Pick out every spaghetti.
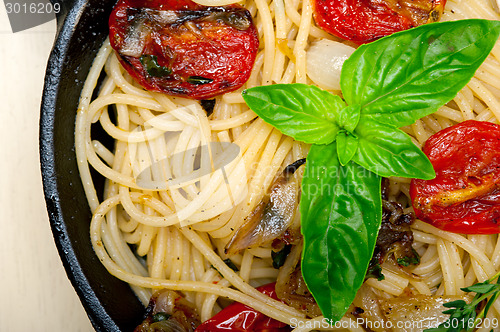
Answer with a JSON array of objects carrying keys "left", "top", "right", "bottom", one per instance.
[{"left": 75, "top": 0, "right": 500, "bottom": 330}]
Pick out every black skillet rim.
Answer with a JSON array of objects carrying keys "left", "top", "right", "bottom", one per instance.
[{"left": 40, "top": 0, "right": 144, "bottom": 330}]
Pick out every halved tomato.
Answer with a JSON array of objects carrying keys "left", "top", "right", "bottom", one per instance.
[
  {"left": 312, "top": 0, "right": 446, "bottom": 44},
  {"left": 109, "top": 0, "right": 259, "bottom": 99},
  {"left": 410, "top": 120, "right": 500, "bottom": 234}
]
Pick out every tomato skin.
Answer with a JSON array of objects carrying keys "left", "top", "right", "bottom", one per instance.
[
  {"left": 312, "top": 0, "right": 446, "bottom": 44},
  {"left": 109, "top": 0, "right": 259, "bottom": 99},
  {"left": 410, "top": 120, "right": 500, "bottom": 234},
  {"left": 195, "top": 283, "right": 291, "bottom": 332}
]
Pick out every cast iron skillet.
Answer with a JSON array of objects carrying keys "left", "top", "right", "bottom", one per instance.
[{"left": 40, "top": 0, "right": 144, "bottom": 330}]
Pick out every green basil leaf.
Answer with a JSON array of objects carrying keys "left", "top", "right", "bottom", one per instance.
[
  {"left": 242, "top": 84, "right": 344, "bottom": 144},
  {"left": 300, "top": 143, "right": 381, "bottom": 321},
  {"left": 353, "top": 116, "right": 435, "bottom": 179},
  {"left": 341, "top": 19, "right": 500, "bottom": 127},
  {"left": 337, "top": 104, "right": 361, "bottom": 133},
  {"left": 336, "top": 131, "right": 358, "bottom": 166}
]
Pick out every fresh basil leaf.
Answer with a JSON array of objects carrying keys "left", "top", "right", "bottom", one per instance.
[
  {"left": 341, "top": 19, "right": 500, "bottom": 127},
  {"left": 300, "top": 143, "right": 381, "bottom": 321},
  {"left": 242, "top": 84, "right": 344, "bottom": 144},
  {"left": 336, "top": 131, "right": 358, "bottom": 166},
  {"left": 337, "top": 104, "right": 361, "bottom": 133},
  {"left": 353, "top": 116, "right": 435, "bottom": 180}
]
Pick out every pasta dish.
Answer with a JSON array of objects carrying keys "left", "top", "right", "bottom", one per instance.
[{"left": 75, "top": 0, "right": 500, "bottom": 330}]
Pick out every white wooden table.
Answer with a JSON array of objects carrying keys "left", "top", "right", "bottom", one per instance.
[{"left": 0, "top": 10, "right": 94, "bottom": 332}]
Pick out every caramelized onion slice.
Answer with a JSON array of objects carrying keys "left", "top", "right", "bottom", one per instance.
[
  {"left": 225, "top": 159, "right": 306, "bottom": 256},
  {"left": 134, "top": 289, "right": 200, "bottom": 332},
  {"left": 379, "top": 295, "right": 470, "bottom": 332},
  {"left": 349, "top": 284, "right": 387, "bottom": 332},
  {"left": 275, "top": 242, "right": 321, "bottom": 318}
]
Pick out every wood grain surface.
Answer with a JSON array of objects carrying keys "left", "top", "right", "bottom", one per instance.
[{"left": 0, "top": 9, "right": 94, "bottom": 332}]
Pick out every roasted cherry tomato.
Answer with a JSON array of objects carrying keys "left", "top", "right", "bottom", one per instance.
[
  {"left": 109, "top": 0, "right": 259, "bottom": 99},
  {"left": 312, "top": 0, "right": 446, "bottom": 44},
  {"left": 410, "top": 120, "right": 500, "bottom": 234},
  {"left": 195, "top": 283, "right": 291, "bottom": 331}
]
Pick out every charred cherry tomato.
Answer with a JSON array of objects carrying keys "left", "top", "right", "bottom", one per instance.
[
  {"left": 109, "top": 0, "right": 259, "bottom": 99},
  {"left": 312, "top": 0, "right": 446, "bottom": 44},
  {"left": 195, "top": 283, "right": 291, "bottom": 331},
  {"left": 410, "top": 120, "right": 500, "bottom": 234}
]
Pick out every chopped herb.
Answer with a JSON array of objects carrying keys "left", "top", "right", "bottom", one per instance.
[
  {"left": 365, "top": 260, "right": 385, "bottom": 281},
  {"left": 211, "top": 258, "right": 239, "bottom": 275},
  {"left": 397, "top": 250, "right": 420, "bottom": 267},
  {"left": 152, "top": 312, "right": 171, "bottom": 322},
  {"left": 187, "top": 76, "right": 214, "bottom": 85},
  {"left": 271, "top": 245, "right": 292, "bottom": 269},
  {"left": 140, "top": 54, "right": 172, "bottom": 77},
  {"left": 223, "top": 258, "right": 239, "bottom": 271},
  {"left": 397, "top": 257, "right": 410, "bottom": 267}
]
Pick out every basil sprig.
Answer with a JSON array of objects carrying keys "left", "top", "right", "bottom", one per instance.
[{"left": 242, "top": 19, "right": 500, "bottom": 322}]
